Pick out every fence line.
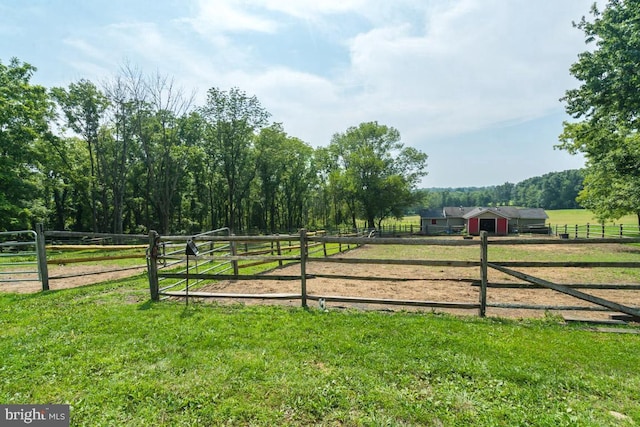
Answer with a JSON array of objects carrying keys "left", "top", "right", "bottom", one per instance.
[
  {"left": 552, "top": 223, "right": 640, "bottom": 239},
  {"left": 5, "top": 225, "right": 640, "bottom": 320},
  {"left": 0, "top": 229, "right": 44, "bottom": 289},
  {"left": 147, "top": 230, "right": 640, "bottom": 320}
]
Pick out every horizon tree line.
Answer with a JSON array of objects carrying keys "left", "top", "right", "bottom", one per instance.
[{"left": 1, "top": 58, "right": 430, "bottom": 234}]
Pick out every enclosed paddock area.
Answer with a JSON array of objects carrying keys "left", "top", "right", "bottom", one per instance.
[{"left": 147, "top": 230, "right": 640, "bottom": 322}]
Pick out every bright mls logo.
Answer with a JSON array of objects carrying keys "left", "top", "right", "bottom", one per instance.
[{"left": 1, "top": 405, "right": 69, "bottom": 426}]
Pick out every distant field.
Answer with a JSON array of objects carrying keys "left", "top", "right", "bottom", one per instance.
[
  {"left": 546, "top": 210, "right": 638, "bottom": 226},
  {"left": 381, "top": 210, "right": 638, "bottom": 228}
]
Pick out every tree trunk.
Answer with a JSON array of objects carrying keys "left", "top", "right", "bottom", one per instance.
[{"left": 367, "top": 217, "right": 375, "bottom": 230}]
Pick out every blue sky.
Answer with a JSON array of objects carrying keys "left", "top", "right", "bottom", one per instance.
[{"left": 1, "top": 0, "right": 594, "bottom": 187}]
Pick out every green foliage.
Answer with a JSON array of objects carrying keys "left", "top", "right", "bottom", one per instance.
[
  {"left": 199, "top": 87, "right": 271, "bottom": 233},
  {"left": 0, "top": 58, "right": 55, "bottom": 230},
  {"left": 324, "top": 121, "right": 428, "bottom": 229},
  {"left": 254, "top": 124, "right": 316, "bottom": 233},
  {"left": 3, "top": 54, "right": 599, "bottom": 235},
  {"left": 425, "top": 170, "right": 584, "bottom": 209},
  {"left": 0, "top": 278, "right": 639, "bottom": 425},
  {"left": 559, "top": 0, "right": 640, "bottom": 225}
]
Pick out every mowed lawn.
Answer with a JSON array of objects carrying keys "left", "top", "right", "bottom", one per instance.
[
  {"left": 1, "top": 273, "right": 639, "bottom": 426},
  {"left": 546, "top": 210, "right": 638, "bottom": 226}
]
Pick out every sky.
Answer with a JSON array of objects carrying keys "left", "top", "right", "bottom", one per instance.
[{"left": 0, "top": 0, "right": 597, "bottom": 188}]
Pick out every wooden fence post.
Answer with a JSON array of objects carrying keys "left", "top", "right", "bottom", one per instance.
[
  {"left": 479, "top": 231, "right": 488, "bottom": 317},
  {"left": 148, "top": 230, "right": 159, "bottom": 301},
  {"left": 276, "top": 239, "right": 283, "bottom": 267},
  {"left": 231, "top": 235, "right": 239, "bottom": 276},
  {"left": 300, "top": 228, "right": 308, "bottom": 308},
  {"left": 35, "top": 223, "right": 49, "bottom": 291}
]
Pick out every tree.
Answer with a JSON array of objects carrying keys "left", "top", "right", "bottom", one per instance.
[
  {"left": 255, "top": 124, "right": 316, "bottom": 232},
  {"left": 279, "top": 136, "right": 315, "bottom": 231},
  {"left": 558, "top": 0, "right": 640, "bottom": 224},
  {"left": 200, "top": 87, "right": 270, "bottom": 232},
  {"left": 255, "top": 123, "right": 288, "bottom": 232},
  {"left": 132, "top": 72, "right": 195, "bottom": 234},
  {"left": 327, "top": 122, "right": 428, "bottom": 229},
  {"left": 51, "top": 79, "right": 109, "bottom": 232},
  {"left": 37, "top": 136, "right": 92, "bottom": 230},
  {"left": 0, "top": 58, "right": 54, "bottom": 230}
]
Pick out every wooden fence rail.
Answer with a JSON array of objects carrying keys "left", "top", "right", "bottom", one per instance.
[
  {"left": 147, "top": 230, "right": 640, "bottom": 319},
  {"left": 8, "top": 226, "right": 638, "bottom": 321},
  {"left": 552, "top": 223, "right": 640, "bottom": 239}
]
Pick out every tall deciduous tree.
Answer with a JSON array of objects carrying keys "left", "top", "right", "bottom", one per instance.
[
  {"left": 200, "top": 87, "right": 270, "bottom": 232},
  {"left": 327, "top": 122, "right": 428, "bottom": 229},
  {"left": 559, "top": 0, "right": 640, "bottom": 224},
  {"left": 133, "top": 72, "right": 195, "bottom": 234},
  {"left": 51, "top": 79, "right": 109, "bottom": 232},
  {"left": 0, "top": 58, "right": 54, "bottom": 230},
  {"left": 255, "top": 123, "right": 288, "bottom": 233}
]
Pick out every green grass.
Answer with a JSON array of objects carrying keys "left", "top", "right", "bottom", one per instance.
[
  {"left": 1, "top": 276, "right": 639, "bottom": 426},
  {"left": 546, "top": 209, "right": 638, "bottom": 226}
]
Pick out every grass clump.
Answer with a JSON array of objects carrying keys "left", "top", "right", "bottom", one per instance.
[{"left": 1, "top": 277, "right": 639, "bottom": 426}]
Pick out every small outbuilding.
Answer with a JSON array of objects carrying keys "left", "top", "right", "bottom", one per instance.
[
  {"left": 420, "top": 206, "right": 549, "bottom": 236},
  {"left": 463, "top": 207, "right": 510, "bottom": 236}
]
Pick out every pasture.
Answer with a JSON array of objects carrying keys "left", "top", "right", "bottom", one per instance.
[
  {"left": 380, "top": 209, "right": 639, "bottom": 229},
  {"left": 546, "top": 210, "right": 638, "bottom": 226},
  {"left": 188, "top": 237, "right": 640, "bottom": 321},
  {"left": 1, "top": 275, "right": 639, "bottom": 426}
]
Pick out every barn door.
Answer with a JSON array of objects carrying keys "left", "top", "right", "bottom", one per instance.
[
  {"left": 468, "top": 218, "right": 479, "bottom": 235},
  {"left": 497, "top": 218, "right": 508, "bottom": 235}
]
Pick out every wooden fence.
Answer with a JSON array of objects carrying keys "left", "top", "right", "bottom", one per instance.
[
  {"left": 0, "top": 227, "right": 149, "bottom": 291},
  {"left": 552, "top": 223, "right": 640, "bottom": 239},
  {"left": 147, "top": 230, "right": 640, "bottom": 320}
]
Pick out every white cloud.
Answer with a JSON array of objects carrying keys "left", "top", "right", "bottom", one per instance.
[
  {"left": 37, "top": 0, "right": 592, "bottom": 184},
  {"left": 183, "top": 0, "right": 278, "bottom": 40},
  {"left": 259, "top": 0, "right": 368, "bottom": 20},
  {"left": 338, "top": 0, "right": 589, "bottom": 140}
]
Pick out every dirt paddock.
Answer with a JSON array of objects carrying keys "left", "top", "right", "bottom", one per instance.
[
  {"left": 195, "top": 245, "right": 640, "bottom": 322},
  {"left": 2, "top": 244, "right": 639, "bottom": 322},
  {"left": 0, "top": 264, "right": 147, "bottom": 293}
]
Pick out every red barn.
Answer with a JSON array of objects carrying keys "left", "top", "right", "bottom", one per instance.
[
  {"left": 419, "top": 207, "right": 548, "bottom": 235},
  {"left": 463, "top": 207, "right": 510, "bottom": 236}
]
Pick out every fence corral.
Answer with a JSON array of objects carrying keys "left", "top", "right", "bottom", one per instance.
[
  {"left": 3, "top": 225, "right": 639, "bottom": 323},
  {"left": 44, "top": 231, "right": 149, "bottom": 287},
  {"left": 148, "top": 229, "right": 361, "bottom": 304},
  {"left": 147, "top": 231, "right": 640, "bottom": 322},
  {"left": 0, "top": 227, "right": 47, "bottom": 290},
  {"left": 553, "top": 223, "right": 640, "bottom": 239},
  {"left": 0, "top": 228, "right": 148, "bottom": 292}
]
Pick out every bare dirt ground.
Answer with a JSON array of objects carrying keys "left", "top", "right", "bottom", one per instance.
[
  {"left": 195, "top": 245, "right": 640, "bottom": 322},
  {"left": 0, "top": 264, "right": 147, "bottom": 293},
  {"left": 2, "top": 244, "right": 639, "bottom": 322}
]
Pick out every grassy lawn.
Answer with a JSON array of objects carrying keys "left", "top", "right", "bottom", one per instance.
[
  {"left": 546, "top": 210, "right": 637, "bottom": 227},
  {"left": 1, "top": 275, "right": 639, "bottom": 426}
]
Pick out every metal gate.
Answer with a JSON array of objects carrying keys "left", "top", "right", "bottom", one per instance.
[{"left": 0, "top": 229, "right": 47, "bottom": 291}]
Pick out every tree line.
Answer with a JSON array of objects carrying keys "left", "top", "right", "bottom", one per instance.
[
  {"left": 421, "top": 169, "right": 584, "bottom": 210},
  {"left": 1, "top": 59, "right": 428, "bottom": 234},
  {"left": 7, "top": 0, "right": 638, "bottom": 235}
]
